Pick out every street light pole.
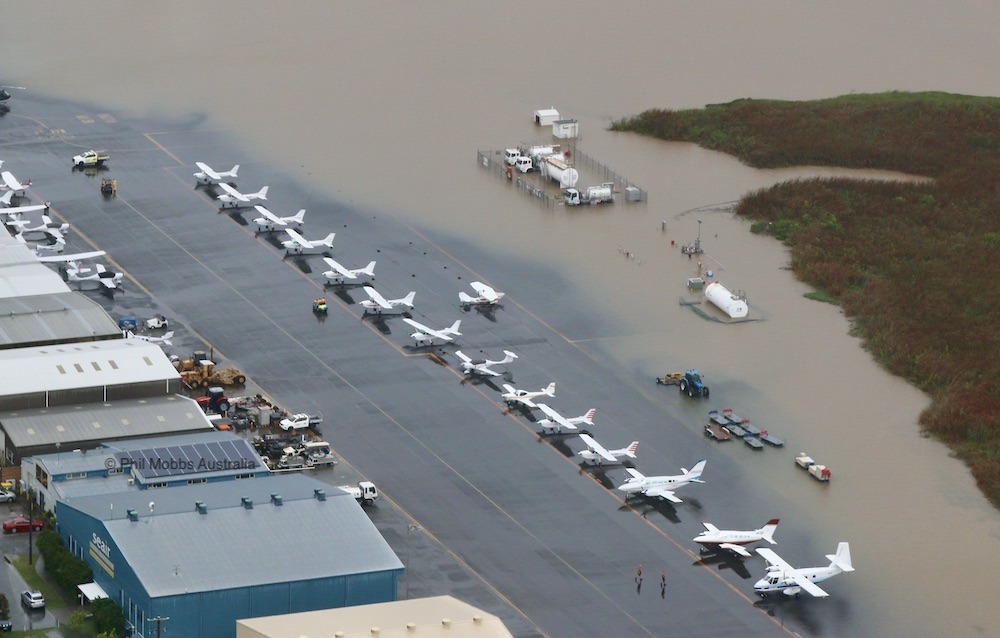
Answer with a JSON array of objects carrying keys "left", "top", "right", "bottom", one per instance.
[
  {"left": 405, "top": 523, "right": 422, "bottom": 599},
  {"left": 149, "top": 615, "right": 169, "bottom": 638}
]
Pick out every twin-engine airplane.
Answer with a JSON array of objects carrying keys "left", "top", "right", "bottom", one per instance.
[
  {"left": 194, "top": 162, "right": 240, "bottom": 185},
  {"left": 617, "top": 460, "right": 707, "bottom": 503},
  {"left": 455, "top": 349, "right": 517, "bottom": 377},
  {"left": 281, "top": 229, "right": 336, "bottom": 255},
  {"left": 252, "top": 205, "right": 305, "bottom": 232},
  {"left": 459, "top": 281, "right": 505, "bottom": 307},
  {"left": 217, "top": 182, "right": 268, "bottom": 209},
  {"left": 754, "top": 543, "right": 854, "bottom": 598},
  {"left": 577, "top": 433, "right": 638, "bottom": 466},
  {"left": 67, "top": 262, "right": 124, "bottom": 290},
  {"left": 694, "top": 519, "right": 780, "bottom": 557},
  {"left": 360, "top": 286, "right": 415, "bottom": 315},
  {"left": 124, "top": 330, "right": 174, "bottom": 346},
  {"left": 322, "top": 257, "right": 376, "bottom": 285},
  {"left": 402, "top": 317, "right": 462, "bottom": 346},
  {"left": 8, "top": 215, "right": 70, "bottom": 241},
  {"left": 501, "top": 382, "right": 555, "bottom": 409},
  {"left": 535, "top": 403, "right": 596, "bottom": 434}
]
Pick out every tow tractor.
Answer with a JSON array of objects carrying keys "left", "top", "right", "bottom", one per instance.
[{"left": 312, "top": 297, "right": 328, "bottom": 314}]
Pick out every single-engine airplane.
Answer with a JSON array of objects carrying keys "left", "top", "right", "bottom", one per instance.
[
  {"left": 194, "top": 162, "right": 240, "bottom": 185},
  {"left": 9, "top": 215, "right": 69, "bottom": 241},
  {"left": 617, "top": 460, "right": 707, "bottom": 503},
  {"left": 754, "top": 543, "right": 854, "bottom": 598},
  {"left": 455, "top": 349, "right": 518, "bottom": 377},
  {"left": 0, "top": 168, "right": 30, "bottom": 199},
  {"left": 459, "top": 281, "right": 505, "bottom": 306},
  {"left": 500, "top": 382, "right": 555, "bottom": 409},
  {"left": 281, "top": 228, "right": 336, "bottom": 255},
  {"left": 577, "top": 433, "right": 638, "bottom": 466},
  {"left": 124, "top": 330, "right": 174, "bottom": 346},
  {"left": 67, "top": 262, "right": 124, "bottom": 290},
  {"left": 535, "top": 403, "right": 595, "bottom": 434},
  {"left": 217, "top": 182, "right": 268, "bottom": 209},
  {"left": 694, "top": 519, "right": 780, "bottom": 557},
  {"left": 402, "top": 317, "right": 462, "bottom": 345},
  {"left": 359, "top": 286, "right": 415, "bottom": 315},
  {"left": 252, "top": 205, "right": 305, "bottom": 232},
  {"left": 322, "top": 257, "right": 376, "bottom": 285}
]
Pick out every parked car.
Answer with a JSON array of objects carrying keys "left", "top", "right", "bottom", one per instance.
[
  {"left": 20, "top": 590, "right": 44, "bottom": 609},
  {"left": 3, "top": 517, "right": 43, "bottom": 533},
  {"left": 0, "top": 490, "right": 14, "bottom": 503}
]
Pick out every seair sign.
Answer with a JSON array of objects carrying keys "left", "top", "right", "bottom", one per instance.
[{"left": 89, "top": 532, "right": 115, "bottom": 578}]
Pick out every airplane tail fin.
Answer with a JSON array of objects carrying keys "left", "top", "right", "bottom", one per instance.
[
  {"left": 623, "top": 441, "right": 639, "bottom": 458},
  {"left": 161, "top": 331, "right": 175, "bottom": 341},
  {"left": 290, "top": 209, "right": 306, "bottom": 224},
  {"left": 399, "top": 292, "right": 416, "bottom": 307},
  {"left": 500, "top": 350, "right": 518, "bottom": 364},
  {"left": 253, "top": 186, "right": 269, "bottom": 200},
  {"left": 227, "top": 164, "right": 240, "bottom": 177},
  {"left": 578, "top": 408, "right": 596, "bottom": 426},
  {"left": 446, "top": 320, "right": 462, "bottom": 336},
  {"left": 543, "top": 382, "right": 556, "bottom": 397},
  {"left": 759, "top": 519, "right": 780, "bottom": 544},
  {"left": 321, "top": 233, "right": 336, "bottom": 248},
  {"left": 826, "top": 542, "right": 854, "bottom": 573},
  {"left": 459, "top": 291, "right": 475, "bottom": 304},
  {"left": 359, "top": 261, "right": 377, "bottom": 277},
  {"left": 0, "top": 191, "right": 13, "bottom": 206},
  {"left": 685, "top": 460, "right": 707, "bottom": 482}
]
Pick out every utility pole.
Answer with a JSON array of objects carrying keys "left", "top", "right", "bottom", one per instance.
[
  {"left": 149, "top": 615, "right": 169, "bottom": 637},
  {"left": 27, "top": 494, "right": 33, "bottom": 565},
  {"left": 405, "top": 523, "right": 422, "bottom": 599}
]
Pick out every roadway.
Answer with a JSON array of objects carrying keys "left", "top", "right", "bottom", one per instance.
[{"left": 0, "top": 94, "right": 850, "bottom": 637}]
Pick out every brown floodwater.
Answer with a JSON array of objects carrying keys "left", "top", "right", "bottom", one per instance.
[{"left": 4, "top": 2, "right": 999, "bottom": 635}]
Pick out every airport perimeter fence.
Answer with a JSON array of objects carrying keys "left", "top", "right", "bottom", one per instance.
[
  {"left": 477, "top": 150, "right": 558, "bottom": 209},
  {"left": 569, "top": 148, "right": 648, "bottom": 202}
]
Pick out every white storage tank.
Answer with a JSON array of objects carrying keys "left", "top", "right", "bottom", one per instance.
[{"left": 704, "top": 282, "right": 749, "bottom": 319}]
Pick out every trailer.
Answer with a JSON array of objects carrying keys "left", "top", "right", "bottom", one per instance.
[
  {"left": 743, "top": 436, "right": 764, "bottom": 450},
  {"left": 759, "top": 432, "right": 785, "bottom": 447},
  {"left": 795, "top": 453, "right": 831, "bottom": 481},
  {"left": 540, "top": 156, "right": 579, "bottom": 188},
  {"left": 704, "top": 424, "right": 733, "bottom": 441}
]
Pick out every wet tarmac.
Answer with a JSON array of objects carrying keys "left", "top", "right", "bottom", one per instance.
[{"left": 0, "top": 93, "right": 867, "bottom": 637}]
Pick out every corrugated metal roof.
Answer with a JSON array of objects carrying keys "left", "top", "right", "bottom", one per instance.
[
  {"left": 0, "top": 291, "right": 121, "bottom": 347},
  {"left": 237, "top": 596, "right": 515, "bottom": 638},
  {"left": 0, "top": 395, "right": 213, "bottom": 448},
  {"left": 0, "top": 339, "right": 179, "bottom": 396},
  {"left": 61, "top": 475, "right": 402, "bottom": 597},
  {"left": 0, "top": 235, "right": 70, "bottom": 297}
]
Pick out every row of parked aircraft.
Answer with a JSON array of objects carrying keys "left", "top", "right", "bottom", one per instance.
[{"left": 195, "top": 161, "right": 854, "bottom": 599}]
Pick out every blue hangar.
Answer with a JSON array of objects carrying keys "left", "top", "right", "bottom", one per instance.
[{"left": 55, "top": 474, "right": 403, "bottom": 638}]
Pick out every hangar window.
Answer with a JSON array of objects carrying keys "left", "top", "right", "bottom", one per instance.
[
  {"left": 91, "top": 362, "right": 101, "bottom": 371},
  {"left": 108, "top": 360, "right": 119, "bottom": 370},
  {"left": 56, "top": 365, "right": 67, "bottom": 375},
  {"left": 74, "top": 363, "right": 84, "bottom": 373}
]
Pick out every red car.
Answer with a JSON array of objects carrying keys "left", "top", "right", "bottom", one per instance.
[{"left": 3, "top": 517, "right": 43, "bottom": 534}]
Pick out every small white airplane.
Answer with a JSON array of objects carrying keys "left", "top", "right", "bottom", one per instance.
[
  {"left": 194, "top": 162, "right": 240, "bottom": 185},
  {"left": 37, "top": 250, "right": 107, "bottom": 264},
  {"left": 535, "top": 403, "right": 596, "bottom": 434},
  {"left": 9, "top": 215, "right": 70, "bottom": 241},
  {"left": 322, "top": 257, "right": 376, "bottom": 285},
  {"left": 455, "top": 349, "right": 518, "bottom": 377},
  {"left": 754, "top": 543, "right": 854, "bottom": 598},
  {"left": 694, "top": 519, "right": 780, "bottom": 558},
  {"left": 402, "top": 317, "right": 462, "bottom": 346},
  {"left": 124, "top": 330, "right": 174, "bottom": 346},
  {"left": 252, "top": 205, "right": 305, "bottom": 232},
  {"left": 616, "top": 460, "right": 707, "bottom": 503},
  {"left": 67, "top": 262, "right": 124, "bottom": 290},
  {"left": 0, "top": 169, "right": 30, "bottom": 198},
  {"left": 359, "top": 286, "right": 415, "bottom": 314},
  {"left": 459, "top": 281, "right": 505, "bottom": 307},
  {"left": 577, "top": 433, "right": 638, "bottom": 466},
  {"left": 13, "top": 232, "right": 65, "bottom": 255},
  {"left": 281, "top": 228, "right": 336, "bottom": 255},
  {"left": 500, "top": 382, "right": 555, "bottom": 409},
  {"left": 217, "top": 182, "right": 268, "bottom": 209}
]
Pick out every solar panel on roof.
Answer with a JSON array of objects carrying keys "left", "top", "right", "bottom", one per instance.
[{"left": 123, "top": 439, "right": 263, "bottom": 480}]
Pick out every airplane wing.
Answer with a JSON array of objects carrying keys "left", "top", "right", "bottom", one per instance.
[
  {"left": 537, "top": 403, "right": 577, "bottom": 431},
  {"left": 218, "top": 182, "right": 248, "bottom": 201},
  {"left": 519, "top": 396, "right": 537, "bottom": 408},
  {"left": 623, "top": 467, "right": 645, "bottom": 481},
  {"left": 454, "top": 350, "right": 473, "bottom": 365},
  {"left": 471, "top": 281, "right": 501, "bottom": 302},
  {"left": 718, "top": 543, "right": 753, "bottom": 558},
  {"left": 756, "top": 548, "right": 830, "bottom": 597},
  {"left": 254, "top": 205, "right": 284, "bottom": 225},
  {"left": 363, "top": 286, "right": 391, "bottom": 309},
  {"left": 196, "top": 162, "right": 222, "bottom": 180},
  {"left": 644, "top": 487, "right": 683, "bottom": 503},
  {"left": 701, "top": 522, "right": 720, "bottom": 534},
  {"left": 1, "top": 172, "right": 22, "bottom": 191},
  {"left": 37, "top": 250, "right": 107, "bottom": 263},
  {"left": 322, "top": 257, "right": 353, "bottom": 278},
  {"left": 578, "top": 433, "right": 617, "bottom": 463},
  {"left": 284, "top": 228, "right": 312, "bottom": 248},
  {"left": 402, "top": 317, "right": 432, "bottom": 334},
  {"left": 0, "top": 204, "right": 47, "bottom": 216}
]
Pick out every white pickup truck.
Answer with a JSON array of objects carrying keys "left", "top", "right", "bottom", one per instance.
[
  {"left": 278, "top": 413, "right": 322, "bottom": 431},
  {"left": 72, "top": 149, "right": 110, "bottom": 168}
]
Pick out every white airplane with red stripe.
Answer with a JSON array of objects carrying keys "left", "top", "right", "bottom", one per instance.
[
  {"left": 536, "top": 403, "right": 595, "bottom": 434},
  {"left": 577, "top": 433, "right": 637, "bottom": 465},
  {"left": 694, "top": 519, "right": 779, "bottom": 557}
]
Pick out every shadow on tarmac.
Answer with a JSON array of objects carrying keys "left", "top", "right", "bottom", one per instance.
[
  {"left": 462, "top": 304, "right": 501, "bottom": 323},
  {"left": 694, "top": 551, "right": 754, "bottom": 580}
]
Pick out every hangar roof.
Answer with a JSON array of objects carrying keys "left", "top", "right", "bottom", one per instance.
[
  {"left": 0, "top": 339, "right": 178, "bottom": 396},
  {"left": 0, "top": 395, "right": 213, "bottom": 449},
  {"left": 61, "top": 474, "right": 403, "bottom": 597},
  {"left": 0, "top": 291, "right": 121, "bottom": 348}
]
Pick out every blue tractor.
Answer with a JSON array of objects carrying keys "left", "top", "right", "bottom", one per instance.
[{"left": 679, "top": 370, "right": 709, "bottom": 398}]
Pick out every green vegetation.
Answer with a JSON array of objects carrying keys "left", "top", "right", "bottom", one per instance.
[
  {"left": 803, "top": 290, "right": 837, "bottom": 304},
  {"left": 35, "top": 529, "right": 92, "bottom": 599},
  {"left": 13, "top": 555, "right": 66, "bottom": 610},
  {"left": 614, "top": 92, "right": 1000, "bottom": 507}
]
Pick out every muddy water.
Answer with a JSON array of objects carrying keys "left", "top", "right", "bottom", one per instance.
[{"left": 4, "top": 2, "right": 1000, "bottom": 635}]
